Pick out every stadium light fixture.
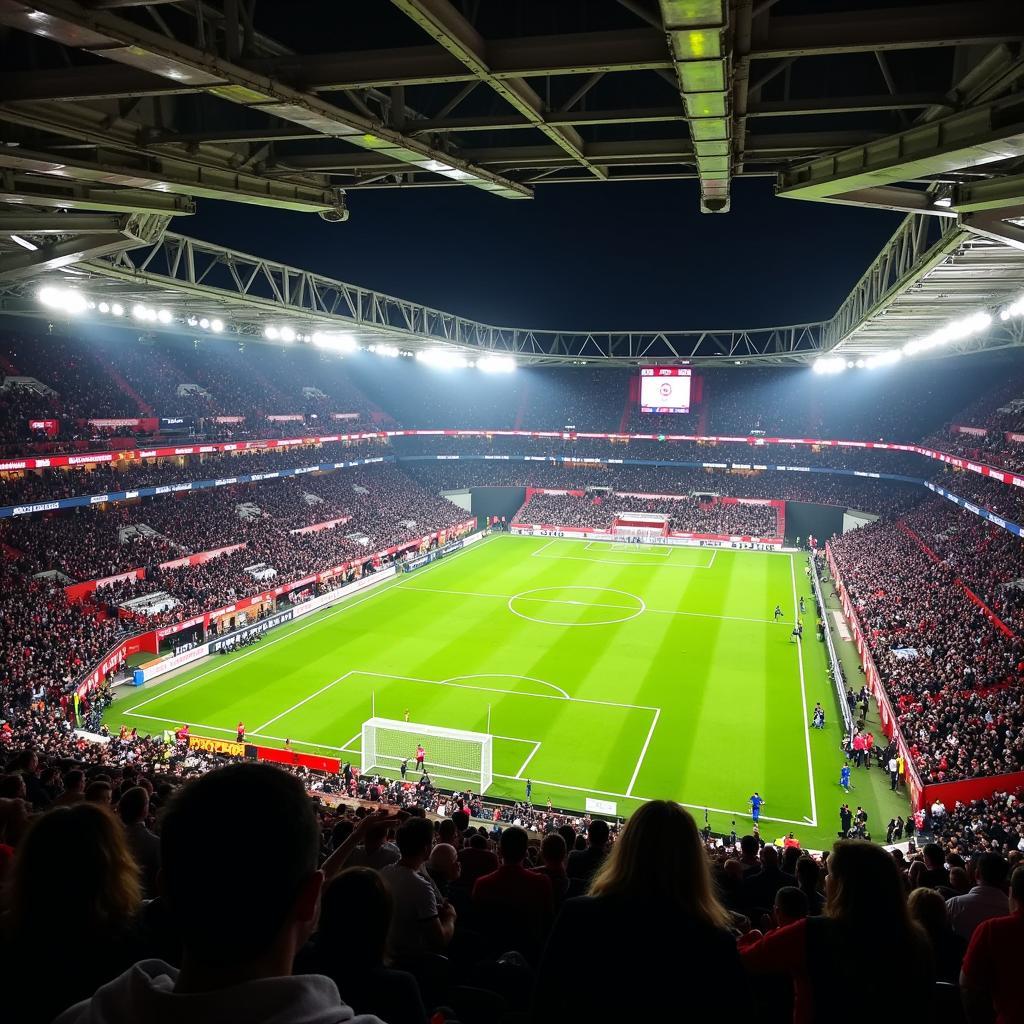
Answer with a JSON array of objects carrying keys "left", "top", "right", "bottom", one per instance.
[
  {"left": 157, "top": 309, "right": 172, "bottom": 324},
  {"left": 279, "top": 326, "right": 296, "bottom": 343},
  {"left": 210, "top": 318, "right": 224, "bottom": 333},
  {"left": 111, "top": 303, "right": 124, "bottom": 317},
  {"left": 37, "top": 285, "right": 87, "bottom": 315},
  {"left": 312, "top": 331, "right": 358, "bottom": 353},
  {"left": 416, "top": 348, "right": 469, "bottom": 370},
  {"left": 264, "top": 326, "right": 280, "bottom": 340},
  {"left": 368, "top": 343, "right": 400, "bottom": 358},
  {"left": 811, "top": 356, "right": 846, "bottom": 375},
  {"left": 478, "top": 355, "right": 516, "bottom": 374},
  {"left": 98, "top": 302, "right": 110, "bottom": 314},
  {"left": 11, "top": 234, "right": 38, "bottom": 251}
]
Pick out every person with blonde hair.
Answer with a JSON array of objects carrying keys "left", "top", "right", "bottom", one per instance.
[
  {"left": 533, "top": 800, "right": 748, "bottom": 1020},
  {"left": 0, "top": 803, "right": 143, "bottom": 1024},
  {"left": 741, "top": 839, "right": 933, "bottom": 1022}
]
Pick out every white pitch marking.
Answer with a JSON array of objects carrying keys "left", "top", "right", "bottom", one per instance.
[
  {"left": 443, "top": 673, "right": 571, "bottom": 700},
  {"left": 251, "top": 670, "right": 355, "bottom": 734},
  {"left": 118, "top": 534, "right": 502, "bottom": 716},
  {"left": 790, "top": 554, "right": 818, "bottom": 828},
  {"left": 626, "top": 707, "right": 660, "bottom": 796},
  {"left": 508, "top": 586, "right": 647, "bottom": 627},
  {"left": 514, "top": 741, "right": 542, "bottom": 779},
  {"left": 403, "top": 582, "right": 782, "bottom": 626}
]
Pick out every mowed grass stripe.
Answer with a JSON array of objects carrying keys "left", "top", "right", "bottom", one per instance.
[{"left": 108, "top": 536, "right": 839, "bottom": 838}]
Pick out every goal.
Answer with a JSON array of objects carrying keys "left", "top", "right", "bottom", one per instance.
[{"left": 360, "top": 717, "right": 494, "bottom": 793}]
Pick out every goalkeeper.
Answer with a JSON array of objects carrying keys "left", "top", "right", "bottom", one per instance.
[{"left": 415, "top": 743, "right": 426, "bottom": 771}]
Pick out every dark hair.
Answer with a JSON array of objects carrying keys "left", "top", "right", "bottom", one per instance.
[
  {"left": 469, "top": 832, "right": 487, "bottom": 850},
  {"left": 160, "top": 763, "right": 319, "bottom": 967},
  {"left": 451, "top": 809, "right": 469, "bottom": 832},
  {"left": 774, "top": 886, "right": 809, "bottom": 921},
  {"left": 117, "top": 786, "right": 148, "bottom": 824},
  {"left": 317, "top": 868, "right": 392, "bottom": 961},
  {"left": 922, "top": 843, "right": 944, "bottom": 866},
  {"left": 5, "top": 804, "right": 140, "bottom": 940},
  {"left": 740, "top": 834, "right": 758, "bottom": 857},
  {"left": 541, "top": 832, "right": 567, "bottom": 864},
  {"left": 85, "top": 780, "right": 112, "bottom": 803},
  {"left": 395, "top": 815, "right": 434, "bottom": 858},
  {"left": 1011, "top": 865, "right": 1024, "bottom": 904},
  {"left": 500, "top": 826, "right": 529, "bottom": 863},
  {"left": 796, "top": 856, "right": 821, "bottom": 893},
  {"left": 588, "top": 819, "right": 610, "bottom": 845},
  {"left": 64, "top": 769, "right": 85, "bottom": 791},
  {"left": 0, "top": 776, "right": 24, "bottom": 799},
  {"left": 975, "top": 853, "right": 1007, "bottom": 887}
]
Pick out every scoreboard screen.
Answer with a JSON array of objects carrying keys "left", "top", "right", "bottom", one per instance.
[{"left": 639, "top": 367, "right": 692, "bottom": 414}]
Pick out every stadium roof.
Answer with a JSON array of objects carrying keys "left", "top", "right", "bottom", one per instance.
[{"left": 0, "top": 0, "right": 1023, "bottom": 365}]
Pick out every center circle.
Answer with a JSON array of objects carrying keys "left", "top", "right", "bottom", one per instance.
[{"left": 507, "top": 586, "right": 646, "bottom": 627}]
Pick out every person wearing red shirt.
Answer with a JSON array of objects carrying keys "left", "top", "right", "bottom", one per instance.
[
  {"left": 236, "top": 721, "right": 245, "bottom": 742},
  {"left": 473, "top": 826, "right": 553, "bottom": 964},
  {"left": 740, "top": 841, "right": 932, "bottom": 1023},
  {"left": 960, "top": 866, "right": 1024, "bottom": 1024}
]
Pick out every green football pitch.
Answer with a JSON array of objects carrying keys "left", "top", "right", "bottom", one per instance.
[{"left": 106, "top": 533, "right": 877, "bottom": 849}]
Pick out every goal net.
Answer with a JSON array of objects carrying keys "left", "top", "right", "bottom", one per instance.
[
  {"left": 360, "top": 717, "right": 494, "bottom": 793},
  {"left": 612, "top": 514, "right": 669, "bottom": 542}
]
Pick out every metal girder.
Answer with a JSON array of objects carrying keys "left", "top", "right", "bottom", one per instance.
[
  {"left": 952, "top": 173, "right": 1024, "bottom": 213},
  {"left": 245, "top": 28, "right": 673, "bottom": 91},
  {"left": 0, "top": 175, "right": 196, "bottom": 215},
  {"left": 389, "top": 0, "right": 606, "bottom": 181},
  {"left": 231, "top": 7, "right": 1024, "bottom": 89},
  {"left": 750, "top": 2, "right": 1024, "bottom": 59},
  {"left": 0, "top": 146, "right": 342, "bottom": 214},
  {"left": 0, "top": 230, "right": 826, "bottom": 365},
  {"left": 0, "top": 65, "right": 199, "bottom": 102},
  {"left": 777, "top": 96, "right": 1024, "bottom": 206},
  {"left": 0, "top": 0, "right": 531, "bottom": 200},
  {"left": 961, "top": 210, "right": 1024, "bottom": 251},
  {"left": 0, "top": 210, "right": 170, "bottom": 282}
]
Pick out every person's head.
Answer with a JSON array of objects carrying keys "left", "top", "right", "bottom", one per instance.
[
  {"left": 317, "top": 868, "right": 392, "bottom": 962},
  {"left": 0, "top": 775, "right": 26, "bottom": 801},
  {"left": 558, "top": 823, "right": 576, "bottom": 852},
  {"left": 451, "top": 809, "right": 469, "bottom": 835},
  {"left": 63, "top": 769, "right": 85, "bottom": 795},
  {"left": 589, "top": 800, "right": 730, "bottom": 929},
  {"left": 795, "top": 856, "right": 821, "bottom": 892},
  {"left": 774, "top": 886, "right": 809, "bottom": 927},
  {"left": 6, "top": 804, "right": 140, "bottom": 939},
  {"left": 1006, "top": 865, "right": 1024, "bottom": 913},
  {"left": 395, "top": 815, "right": 434, "bottom": 866},
  {"left": 826, "top": 840, "right": 915, "bottom": 934},
  {"left": 975, "top": 853, "right": 1008, "bottom": 888},
  {"left": 330, "top": 819, "right": 354, "bottom": 850},
  {"left": 499, "top": 826, "right": 529, "bottom": 865},
  {"left": 117, "top": 786, "right": 149, "bottom": 825},
  {"left": 437, "top": 818, "right": 457, "bottom": 846},
  {"left": 907, "top": 887, "right": 949, "bottom": 938},
  {"left": 739, "top": 834, "right": 759, "bottom": 861},
  {"left": 922, "top": 843, "right": 944, "bottom": 869},
  {"left": 759, "top": 844, "right": 779, "bottom": 869},
  {"left": 160, "top": 763, "right": 321, "bottom": 972},
  {"left": 469, "top": 832, "right": 487, "bottom": 850},
  {"left": 948, "top": 866, "right": 970, "bottom": 894},
  {"left": 428, "top": 843, "right": 460, "bottom": 882},
  {"left": 587, "top": 818, "right": 610, "bottom": 850},
  {"left": 85, "top": 780, "right": 112, "bottom": 805},
  {"left": 541, "top": 832, "right": 567, "bottom": 868}
]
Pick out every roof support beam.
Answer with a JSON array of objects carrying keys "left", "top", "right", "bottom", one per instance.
[
  {"left": 390, "top": 0, "right": 606, "bottom": 180},
  {"left": 0, "top": 0, "right": 530, "bottom": 200},
  {"left": 777, "top": 97, "right": 1024, "bottom": 206}
]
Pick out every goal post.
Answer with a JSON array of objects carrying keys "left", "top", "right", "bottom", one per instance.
[{"left": 360, "top": 717, "right": 494, "bottom": 793}]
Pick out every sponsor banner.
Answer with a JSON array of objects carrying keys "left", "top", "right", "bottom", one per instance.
[
  {"left": 87, "top": 418, "right": 143, "bottom": 428},
  {"left": 140, "top": 642, "right": 207, "bottom": 681},
  {"left": 267, "top": 414, "right": 304, "bottom": 422},
  {"left": 65, "top": 567, "right": 144, "bottom": 604},
  {"left": 75, "top": 631, "right": 159, "bottom": 698},
  {"left": 189, "top": 734, "right": 245, "bottom": 757},
  {"left": 28, "top": 418, "right": 59, "bottom": 436},
  {"left": 159, "top": 416, "right": 193, "bottom": 430},
  {"left": 1006, "top": 432, "right": 1024, "bottom": 444},
  {"left": 213, "top": 416, "right": 246, "bottom": 424},
  {"left": 209, "top": 609, "right": 294, "bottom": 653},
  {"left": 951, "top": 424, "right": 988, "bottom": 436},
  {"left": 0, "top": 455, "right": 397, "bottom": 518},
  {"left": 256, "top": 744, "right": 340, "bottom": 775},
  {"left": 332, "top": 413, "right": 360, "bottom": 420},
  {"left": 403, "top": 538, "right": 465, "bottom": 572},
  {"left": 510, "top": 524, "right": 782, "bottom": 549}
]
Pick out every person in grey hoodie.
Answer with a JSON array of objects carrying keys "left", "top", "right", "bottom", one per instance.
[{"left": 55, "top": 763, "right": 383, "bottom": 1024}]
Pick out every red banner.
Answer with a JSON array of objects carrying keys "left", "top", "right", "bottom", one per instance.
[
  {"left": 75, "top": 631, "right": 159, "bottom": 698},
  {"left": 28, "top": 419, "right": 59, "bottom": 436},
  {"left": 256, "top": 744, "right": 340, "bottom": 774},
  {"left": 213, "top": 416, "right": 245, "bottom": 424},
  {"left": 158, "top": 542, "right": 247, "bottom": 571},
  {"left": 65, "top": 567, "right": 144, "bottom": 603}
]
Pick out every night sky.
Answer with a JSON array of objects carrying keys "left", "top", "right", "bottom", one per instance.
[{"left": 184, "top": 178, "right": 904, "bottom": 331}]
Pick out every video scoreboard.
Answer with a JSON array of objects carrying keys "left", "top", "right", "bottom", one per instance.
[{"left": 639, "top": 367, "right": 692, "bottom": 414}]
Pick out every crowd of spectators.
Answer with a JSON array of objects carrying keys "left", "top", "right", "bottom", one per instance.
[
  {"left": 830, "top": 513, "right": 1024, "bottom": 784},
  {"left": 1, "top": 741, "right": 1022, "bottom": 1023},
  {"left": 514, "top": 492, "right": 780, "bottom": 536}
]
